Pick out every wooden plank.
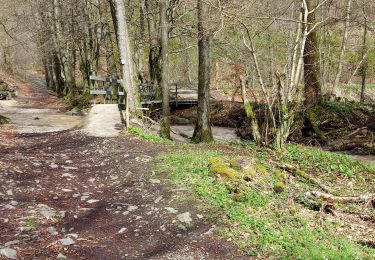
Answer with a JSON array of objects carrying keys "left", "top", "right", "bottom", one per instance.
[
  {"left": 90, "top": 89, "right": 125, "bottom": 96},
  {"left": 169, "top": 82, "right": 197, "bottom": 87},
  {"left": 90, "top": 90, "right": 107, "bottom": 95},
  {"left": 173, "top": 90, "right": 198, "bottom": 94},
  {"left": 89, "top": 75, "right": 121, "bottom": 84}
]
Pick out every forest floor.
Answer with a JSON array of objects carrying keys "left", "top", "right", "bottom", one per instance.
[
  {"left": 0, "top": 76, "right": 374, "bottom": 259},
  {"left": 0, "top": 76, "right": 241, "bottom": 259}
]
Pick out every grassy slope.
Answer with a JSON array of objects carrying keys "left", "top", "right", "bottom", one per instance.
[{"left": 130, "top": 128, "right": 375, "bottom": 259}]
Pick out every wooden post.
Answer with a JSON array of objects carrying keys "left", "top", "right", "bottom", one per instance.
[
  {"left": 175, "top": 84, "right": 178, "bottom": 107},
  {"left": 125, "top": 92, "right": 130, "bottom": 129}
]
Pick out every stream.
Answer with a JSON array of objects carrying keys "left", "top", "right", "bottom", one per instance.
[{"left": 171, "top": 124, "right": 375, "bottom": 165}]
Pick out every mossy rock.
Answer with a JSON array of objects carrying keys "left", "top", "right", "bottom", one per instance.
[
  {"left": 0, "top": 115, "right": 10, "bottom": 125},
  {"left": 209, "top": 157, "right": 237, "bottom": 179},
  {"left": 232, "top": 192, "right": 247, "bottom": 202},
  {"left": 244, "top": 167, "right": 256, "bottom": 177},
  {"left": 295, "top": 170, "right": 306, "bottom": 178},
  {"left": 273, "top": 181, "right": 285, "bottom": 193},
  {"left": 273, "top": 171, "right": 287, "bottom": 180},
  {"left": 257, "top": 165, "right": 267, "bottom": 174}
]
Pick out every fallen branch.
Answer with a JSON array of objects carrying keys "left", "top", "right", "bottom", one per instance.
[
  {"left": 280, "top": 164, "right": 334, "bottom": 194},
  {"left": 306, "top": 191, "right": 375, "bottom": 205}
]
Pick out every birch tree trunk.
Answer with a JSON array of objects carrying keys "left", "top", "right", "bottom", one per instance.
[
  {"left": 113, "top": 0, "right": 138, "bottom": 112},
  {"left": 192, "top": 0, "right": 213, "bottom": 143},
  {"left": 159, "top": 0, "right": 171, "bottom": 138}
]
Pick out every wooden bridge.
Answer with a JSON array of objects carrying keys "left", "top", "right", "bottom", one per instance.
[
  {"left": 139, "top": 82, "right": 198, "bottom": 107},
  {"left": 89, "top": 75, "right": 198, "bottom": 107}
]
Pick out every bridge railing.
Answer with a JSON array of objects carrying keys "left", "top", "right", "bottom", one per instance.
[
  {"left": 89, "top": 75, "right": 129, "bottom": 129},
  {"left": 139, "top": 82, "right": 198, "bottom": 106}
]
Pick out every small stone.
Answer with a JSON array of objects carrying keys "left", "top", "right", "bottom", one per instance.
[
  {"left": 154, "top": 196, "right": 162, "bottom": 204},
  {"left": 118, "top": 227, "right": 127, "bottom": 234},
  {"left": 60, "top": 237, "right": 75, "bottom": 246},
  {"left": 18, "top": 226, "right": 32, "bottom": 232},
  {"left": 48, "top": 226, "right": 58, "bottom": 235},
  {"left": 6, "top": 190, "right": 13, "bottom": 196},
  {"left": 178, "top": 224, "right": 187, "bottom": 231},
  {"left": 86, "top": 199, "right": 100, "bottom": 204},
  {"left": 177, "top": 212, "right": 192, "bottom": 224},
  {"left": 80, "top": 195, "right": 90, "bottom": 201},
  {"left": 127, "top": 205, "right": 138, "bottom": 211},
  {"left": 50, "top": 163, "right": 58, "bottom": 169},
  {"left": 149, "top": 179, "right": 161, "bottom": 184},
  {"left": 165, "top": 207, "right": 178, "bottom": 214},
  {"left": 10, "top": 201, "right": 18, "bottom": 206},
  {"left": 62, "top": 189, "right": 72, "bottom": 193},
  {"left": 4, "top": 240, "right": 20, "bottom": 247},
  {"left": 197, "top": 214, "right": 204, "bottom": 219},
  {"left": 5, "top": 205, "right": 16, "bottom": 210},
  {"left": 57, "top": 253, "right": 67, "bottom": 260},
  {"left": 0, "top": 248, "right": 17, "bottom": 259}
]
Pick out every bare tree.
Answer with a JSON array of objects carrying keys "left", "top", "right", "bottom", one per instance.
[
  {"left": 304, "top": 0, "right": 323, "bottom": 108},
  {"left": 160, "top": 0, "right": 171, "bottom": 138},
  {"left": 332, "top": 0, "right": 352, "bottom": 93},
  {"left": 192, "top": 0, "right": 213, "bottom": 142},
  {"left": 112, "top": 0, "right": 138, "bottom": 113}
]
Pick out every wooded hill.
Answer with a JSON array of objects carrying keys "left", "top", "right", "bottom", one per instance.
[{"left": 0, "top": 0, "right": 374, "bottom": 148}]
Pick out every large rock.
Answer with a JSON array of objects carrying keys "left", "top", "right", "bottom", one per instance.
[{"left": 0, "top": 248, "right": 17, "bottom": 259}]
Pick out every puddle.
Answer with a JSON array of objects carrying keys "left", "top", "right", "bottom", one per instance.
[{"left": 0, "top": 107, "right": 83, "bottom": 133}]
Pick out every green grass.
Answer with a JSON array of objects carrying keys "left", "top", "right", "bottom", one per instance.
[
  {"left": 24, "top": 218, "right": 38, "bottom": 229},
  {"left": 323, "top": 100, "right": 373, "bottom": 113},
  {"left": 157, "top": 149, "right": 375, "bottom": 258},
  {"left": 128, "top": 127, "right": 174, "bottom": 144}
]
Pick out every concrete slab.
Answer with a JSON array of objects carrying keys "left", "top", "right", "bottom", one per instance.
[{"left": 83, "top": 104, "right": 123, "bottom": 137}]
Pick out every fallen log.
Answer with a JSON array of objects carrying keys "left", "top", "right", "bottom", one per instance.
[
  {"left": 306, "top": 191, "right": 375, "bottom": 205},
  {"left": 280, "top": 163, "right": 334, "bottom": 194}
]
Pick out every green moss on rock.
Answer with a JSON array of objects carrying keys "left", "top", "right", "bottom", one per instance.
[
  {"left": 274, "top": 181, "right": 285, "bottom": 193},
  {"left": 209, "top": 157, "right": 237, "bottom": 179}
]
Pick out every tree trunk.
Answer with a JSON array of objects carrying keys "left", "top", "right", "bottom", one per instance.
[
  {"left": 332, "top": 0, "right": 352, "bottom": 93},
  {"left": 240, "top": 75, "right": 260, "bottom": 143},
  {"left": 192, "top": 0, "right": 213, "bottom": 143},
  {"left": 113, "top": 0, "right": 138, "bottom": 112},
  {"left": 303, "top": 0, "right": 322, "bottom": 108},
  {"left": 145, "top": 0, "right": 161, "bottom": 85},
  {"left": 159, "top": 0, "right": 171, "bottom": 138},
  {"left": 360, "top": 2, "right": 368, "bottom": 103}
]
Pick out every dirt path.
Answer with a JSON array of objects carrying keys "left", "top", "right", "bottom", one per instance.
[{"left": 0, "top": 78, "right": 239, "bottom": 259}]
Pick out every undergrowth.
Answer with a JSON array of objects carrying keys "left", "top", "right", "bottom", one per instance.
[
  {"left": 157, "top": 149, "right": 375, "bottom": 258},
  {"left": 128, "top": 126, "right": 173, "bottom": 144}
]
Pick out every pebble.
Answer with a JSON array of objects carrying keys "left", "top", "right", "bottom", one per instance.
[
  {"left": 165, "top": 207, "right": 178, "bottom": 214},
  {"left": 149, "top": 179, "right": 161, "bottom": 184},
  {"left": 57, "top": 253, "right": 67, "bottom": 260},
  {"left": 60, "top": 237, "right": 75, "bottom": 246},
  {"left": 4, "top": 240, "right": 20, "bottom": 247},
  {"left": 118, "top": 227, "right": 127, "bottom": 234},
  {"left": 154, "top": 196, "right": 162, "bottom": 204},
  {"left": 50, "top": 163, "right": 58, "bottom": 169},
  {"left": 177, "top": 212, "right": 192, "bottom": 224},
  {"left": 48, "top": 226, "right": 58, "bottom": 235},
  {"left": 0, "top": 248, "right": 17, "bottom": 259},
  {"left": 87, "top": 199, "right": 100, "bottom": 204},
  {"left": 127, "top": 205, "right": 138, "bottom": 211},
  {"left": 18, "top": 226, "right": 32, "bottom": 232}
]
